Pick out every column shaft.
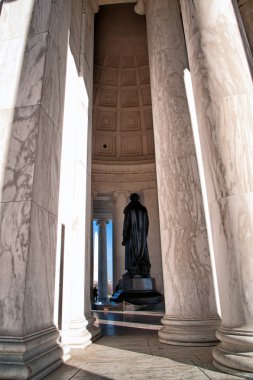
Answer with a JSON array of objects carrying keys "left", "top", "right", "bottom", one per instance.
[
  {"left": 180, "top": 0, "right": 253, "bottom": 376},
  {"left": 0, "top": 0, "right": 70, "bottom": 377},
  {"left": 97, "top": 219, "right": 108, "bottom": 302},
  {"left": 146, "top": 0, "right": 219, "bottom": 345},
  {"left": 113, "top": 191, "right": 129, "bottom": 289}
]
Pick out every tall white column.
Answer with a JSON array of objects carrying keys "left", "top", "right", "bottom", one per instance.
[
  {"left": 0, "top": 0, "right": 70, "bottom": 377},
  {"left": 145, "top": 0, "right": 219, "bottom": 345},
  {"left": 59, "top": 44, "right": 91, "bottom": 349},
  {"left": 97, "top": 219, "right": 109, "bottom": 302},
  {"left": 180, "top": 0, "right": 253, "bottom": 376},
  {"left": 81, "top": 0, "right": 101, "bottom": 341},
  {"left": 113, "top": 191, "right": 129, "bottom": 289}
]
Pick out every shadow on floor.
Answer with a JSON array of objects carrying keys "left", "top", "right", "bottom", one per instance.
[{"left": 44, "top": 325, "right": 243, "bottom": 380}]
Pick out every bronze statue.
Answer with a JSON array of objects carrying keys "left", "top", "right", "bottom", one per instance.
[{"left": 122, "top": 193, "right": 151, "bottom": 277}]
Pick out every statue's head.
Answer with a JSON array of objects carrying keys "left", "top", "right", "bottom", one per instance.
[{"left": 130, "top": 193, "right": 139, "bottom": 202}]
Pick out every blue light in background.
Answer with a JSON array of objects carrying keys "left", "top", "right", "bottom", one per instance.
[{"left": 93, "top": 219, "right": 113, "bottom": 281}]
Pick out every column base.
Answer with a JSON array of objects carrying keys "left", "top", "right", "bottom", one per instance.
[
  {"left": 0, "top": 326, "right": 68, "bottom": 380},
  {"left": 67, "top": 317, "right": 92, "bottom": 348},
  {"left": 158, "top": 316, "right": 220, "bottom": 346},
  {"left": 213, "top": 326, "right": 253, "bottom": 378},
  {"left": 85, "top": 313, "right": 102, "bottom": 342}
]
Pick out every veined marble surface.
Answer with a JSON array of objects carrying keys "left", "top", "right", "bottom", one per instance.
[
  {"left": 0, "top": 200, "right": 31, "bottom": 335},
  {"left": 146, "top": 0, "right": 217, "bottom": 324},
  {"left": 0, "top": 37, "right": 27, "bottom": 110},
  {"left": 44, "top": 326, "right": 245, "bottom": 380},
  {"left": 33, "top": 107, "right": 62, "bottom": 216},
  {"left": 16, "top": 32, "right": 48, "bottom": 108},
  {"left": 0, "top": 200, "right": 57, "bottom": 335},
  {"left": 180, "top": 0, "right": 253, "bottom": 204},
  {"left": 0, "top": 109, "right": 14, "bottom": 199},
  {"left": 41, "top": 34, "right": 66, "bottom": 132},
  {"left": 28, "top": 0, "right": 51, "bottom": 36},
  {"left": 24, "top": 202, "right": 57, "bottom": 334},
  {"left": 2, "top": 105, "right": 61, "bottom": 216},
  {"left": 0, "top": 0, "right": 34, "bottom": 40},
  {"left": 2, "top": 105, "right": 40, "bottom": 203},
  {"left": 210, "top": 192, "right": 253, "bottom": 329},
  {"left": 180, "top": 0, "right": 253, "bottom": 373},
  {"left": 48, "top": 0, "right": 70, "bottom": 62}
]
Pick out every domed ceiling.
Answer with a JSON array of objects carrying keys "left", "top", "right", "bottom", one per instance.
[{"left": 92, "top": 3, "right": 155, "bottom": 164}]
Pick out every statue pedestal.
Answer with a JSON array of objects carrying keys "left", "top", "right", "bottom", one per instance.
[{"left": 111, "top": 273, "right": 163, "bottom": 305}]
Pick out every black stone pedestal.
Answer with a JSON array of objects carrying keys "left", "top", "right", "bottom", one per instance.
[{"left": 110, "top": 274, "right": 163, "bottom": 305}]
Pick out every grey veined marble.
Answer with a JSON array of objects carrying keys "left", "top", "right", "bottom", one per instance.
[
  {"left": 146, "top": 0, "right": 219, "bottom": 346},
  {"left": 180, "top": 0, "right": 253, "bottom": 377}
]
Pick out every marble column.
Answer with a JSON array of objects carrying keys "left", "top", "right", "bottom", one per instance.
[
  {"left": 142, "top": 188, "right": 164, "bottom": 295},
  {"left": 57, "top": 0, "right": 100, "bottom": 347},
  {"left": 180, "top": 0, "right": 253, "bottom": 376},
  {"left": 97, "top": 219, "right": 109, "bottom": 302},
  {"left": 237, "top": 0, "right": 253, "bottom": 55},
  {"left": 0, "top": 0, "right": 70, "bottom": 378},
  {"left": 80, "top": 0, "right": 101, "bottom": 342},
  {"left": 145, "top": 0, "right": 219, "bottom": 345},
  {"left": 113, "top": 191, "right": 129, "bottom": 290}
]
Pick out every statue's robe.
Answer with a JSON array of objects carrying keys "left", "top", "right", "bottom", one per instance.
[{"left": 122, "top": 200, "right": 151, "bottom": 276}]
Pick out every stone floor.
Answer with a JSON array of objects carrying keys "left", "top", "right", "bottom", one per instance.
[{"left": 44, "top": 325, "right": 244, "bottom": 380}]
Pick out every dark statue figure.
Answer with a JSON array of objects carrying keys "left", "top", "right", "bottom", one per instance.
[
  {"left": 122, "top": 193, "right": 151, "bottom": 277},
  {"left": 110, "top": 192, "right": 163, "bottom": 304}
]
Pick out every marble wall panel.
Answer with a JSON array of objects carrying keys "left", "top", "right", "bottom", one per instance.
[
  {"left": 33, "top": 107, "right": 62, "bottom": 216},
  {"left": 49, "top": 0, "right": 70, "bottom": 62},
  {"left": 23, "top": 202, "right": 57, "bottom": 334},
  {"left": 83, "top": 0, "right": 95, "bottom": 71},
  {"left": 83, "top": 57, "right": 94, "bottom": 99},
  {"left": 16, "top": 32, "right": 48, "bottom": 108},
  {"left": 2, "top": 105, "right": 40, "bottom": 203},
  {"left": 29, "top": 0, "right": 52, "bottom": 36},
  {"left": 2, "top": 105, "right": 61, "bottom": 216},
  {"left": 0, "top": 37, "right": 27, "bottom": 110},
  {"left": 0, "top": 0, "right": 34, "bottom": 40},
  {"left": 41, "top": 35, "right": 66, "bottom": 132},
  {"left": 209, "top": 193, "right": 253, "bottom": 329},
  {"left": 0, "top": 109, "right": 14, "bottom": 199},
  {"left": 69, "top": 0, "right": 82, "bottom": 69},
  {"left": 0, "top": 201, "right": 32, "bottom": 335}
]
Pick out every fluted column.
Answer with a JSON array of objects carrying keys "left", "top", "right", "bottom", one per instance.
[
  {"left": 97, "top": 219, "right": 109, "bottom": 302},
  {"left": 237, "top": 0, "right": 253, "bottom": 54},
  {"left": 145, "top": 0, "right": 219, "bottom": 345},
  {"left": 180, "top": 0, "right": 253, "bottom": 376},
  {"left": 113, "top": 191, "right": 130, "bottom": 289}
]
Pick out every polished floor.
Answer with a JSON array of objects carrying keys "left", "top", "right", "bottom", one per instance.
[{"left": 44, "top": 325, "right": 244, "bottom": 380}]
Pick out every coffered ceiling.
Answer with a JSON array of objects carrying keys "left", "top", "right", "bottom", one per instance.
[{"left": 92, "top": 3, "right": 155, "bottom": 164}]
